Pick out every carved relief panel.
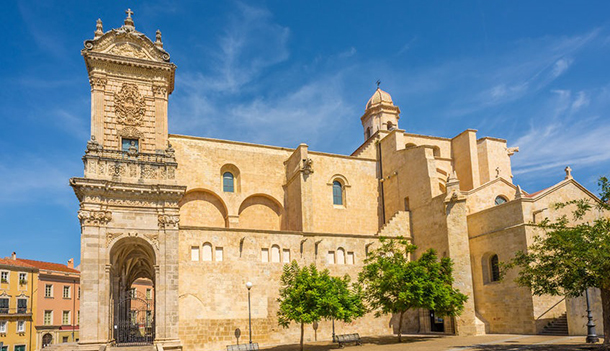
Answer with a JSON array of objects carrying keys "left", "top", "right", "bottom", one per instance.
[{"left": 115, "top": 83, "right": 146, "bottom": 126}]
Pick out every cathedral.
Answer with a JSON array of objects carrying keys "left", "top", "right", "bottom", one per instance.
[{"left": 69, "top": 11, "right": 604, "bottom": 351}]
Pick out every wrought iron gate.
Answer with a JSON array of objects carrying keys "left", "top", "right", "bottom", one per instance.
[{"left": 115, "top": 294, "right": 154, "bottom": 345}]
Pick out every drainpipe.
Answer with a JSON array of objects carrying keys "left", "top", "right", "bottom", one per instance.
[
  {"left": 72, "top": 279, "right": 76, "bottom": 342},
  {"left": 377, "top": 139, "right": 386, "bottom": 224},
  {"left": 28, "top": 270, "right": 34, "bottom": 351}
]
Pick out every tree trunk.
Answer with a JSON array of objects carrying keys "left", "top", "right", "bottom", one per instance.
[
  {"left": 398, "top": 310, "right": 404, "bottom": 343},
  {"left": 602, "top": 288, "right": 610, "bottom": 347},
  {"left": 300, "top": 321, "right": 304, "bottom": 351}
]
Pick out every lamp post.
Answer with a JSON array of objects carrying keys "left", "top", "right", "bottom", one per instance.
[
  {"left": 246, "top": 281, "right": 253, "bottom": 344},
  {"left": 585, "top": 288, "right": 599, "bottom": 343},
  {"left": 332, "top": 318, "right": 336, "bottom": 342}
]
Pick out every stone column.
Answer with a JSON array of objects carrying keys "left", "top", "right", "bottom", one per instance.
[
  {"left": 153, "top": 83, "right": 169, "bottom": 151},
  {"left": 444, "top": 176, "right": 484, "bottom": 336},
  {"left": 156, "top": 213, "right": 182, "bottom": 349},
  {"left": 77, "top": 209, "right": 112, "bottom": 346},
  {"left": 89, "top": 73, "right": 107, "bottom": 143}
]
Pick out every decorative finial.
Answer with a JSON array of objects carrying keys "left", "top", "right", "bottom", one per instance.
[
  {"left": 376, "top": 80, "right": 381, "bottom": 89},
  {"left": 515, "top": 185, "right": 523, "bottom": 199},
  {"left": 155, "top": 30, "right": 163, "bottom": 48},
  {"left": 124, "top": 8, "right": 135, "bottom": 29},
  {"left": 565, "top": 166, "right": 573, "bottom": 180},
  {"left": 94, "top": 19, "right": 104, "bottom": 39}
]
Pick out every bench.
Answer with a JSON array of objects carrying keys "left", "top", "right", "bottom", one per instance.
[
  {"left": 226, "top": 343, "right": 259, "bottom": 351},
  {"left": 335, "top": 333, "right": 362, "bottom": 348}
]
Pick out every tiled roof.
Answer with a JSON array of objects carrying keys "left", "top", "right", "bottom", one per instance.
[
  {"left": 14, "top": 258, "right": 79, "bottom": 274},
  {"left": 0, "top": 258, "right": 38, "bottom": 270},
  {"left": 526, "top": 187, "right": 550, "bottom": 198}
]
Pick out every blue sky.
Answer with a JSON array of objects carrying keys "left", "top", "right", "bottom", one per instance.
[{"left": 1, "top": 1, "right": 609, "bottom": 265}]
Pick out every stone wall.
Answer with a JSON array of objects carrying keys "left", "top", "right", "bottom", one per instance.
[{"left": 178, "top": 227, "right": 392, "bottom": 351}]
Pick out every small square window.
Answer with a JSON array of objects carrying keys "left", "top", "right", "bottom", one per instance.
[
  {"left": 215, "top": 247, "right": 223, "bottom": 262},
  {"left": 0, "top": 320, "right": 7, "bottom": 333},
  {"left": 122, "top": 138, "right": 139, "bottom": 152},
  {"left": 63, "top": 286, "right": 71, "bottom": 299},
  {"left": 347, "top": 252, "right": 355, "bottom": 265},
  {"left": 18, "top": 273, "right": 27, "bottom": 284},
  {"left": 62, "top": 336, "right": 69, "bottom": 343},
  {"left": 146, "top": 288, "right": 152, "bottom": 300},
  {"left": 327, "top": 251, "right": 336, "bottom": 264},
  {"left": 45, "top": 284, "right": 53, "bottom": 298},
  {"left": 191, "top": 246, "right": 200, "bottom": 261},
  {"left": 44, "top": 310, "right": 52, "bottom": 325},
  {"left": 0, "top": 271, "right": 8, "bottom": 283},
  {"left": 62, "top": 311, "right": 70, "bottom": 325},
  {"left": 0, "top": 298, "right": 8, "bottom": 313},
  {"left": 17, "top": 320, "right": 26, "bottom": 332}
]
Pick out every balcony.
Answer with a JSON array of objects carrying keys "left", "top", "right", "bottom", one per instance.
[
  {"left": 0, "top": 308, "right": 32, "bottom": 317},
  {"left": 82, "top": 142, "right": 178, "bottom": 185}
]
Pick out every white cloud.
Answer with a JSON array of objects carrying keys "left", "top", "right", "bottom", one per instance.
[
  {"left": 551, "top": 57, "right": 572, "bottom": 78},
  {"left": 0, "top": 154, "right": 78, "bottom": 205},
  {"left": 511, "top": 87, "right": 610, "bottom": 181}
]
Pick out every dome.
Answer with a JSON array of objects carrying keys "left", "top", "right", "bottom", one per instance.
[{"left": 366, "top": 88, "right": 394, "bottom": 110}]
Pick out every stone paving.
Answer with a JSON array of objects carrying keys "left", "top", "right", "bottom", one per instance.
[{"left": 260, "top": 334, "right": 606, "bottom": 351}]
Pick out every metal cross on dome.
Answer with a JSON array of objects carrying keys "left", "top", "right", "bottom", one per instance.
[
  {"left": 376, "top": 80, "right": 381, "bottom": 88},
  {"left": 125, "top": 8, "right": 134, "bottom": 18}
]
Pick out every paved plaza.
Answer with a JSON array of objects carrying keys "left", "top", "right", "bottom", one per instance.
[{"left": 261, "top": 334, "right": 605, "bottom": 350}]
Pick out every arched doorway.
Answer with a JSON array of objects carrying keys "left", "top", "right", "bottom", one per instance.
[
  {"left": 42, "top": 333, "right": 53, "bottom": 348},
  {"left": 109, "top": 237, "right": 156, "bottom": 346}
]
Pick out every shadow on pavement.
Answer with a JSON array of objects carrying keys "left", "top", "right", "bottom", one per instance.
[
  {"left": 261, "top": 335, "right": 442, "bottom": 350},
  {"left": 451, "top": 344, "right": 600, "bottom": 351}
]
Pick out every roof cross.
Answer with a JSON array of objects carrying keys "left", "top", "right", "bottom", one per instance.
[
  {"left": 125, "top": 8, "right": 134, "bottom": 18},
  {"left": 376, "top": 80, "right": 381, "bottom": 89}
]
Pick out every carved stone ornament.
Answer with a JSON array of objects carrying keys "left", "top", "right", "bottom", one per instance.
[
  {"left": 301, "top": 158, "right": 314, "bottom": 175},
  {"left": 86, "top": 135, "right": 103, "bottom": 153},
  {"left": 115, "top": 83, "right": 146, "bottom": 126},
  {"left": 78, "top": 210, "right": 112, "bottom": 226},
  {"left": 109, "top": 43, "right": 149, "bottom": 60},
  {"left": 89, "top": 76, "right": 108, "bottom": 90},
  {"left": 158, "top": 214, "right": 179, "bottom": 229}
]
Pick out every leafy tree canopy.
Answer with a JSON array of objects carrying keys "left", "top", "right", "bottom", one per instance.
[
  {"left": 357, "top": 236, "right": 468, "bottom": 342},
  {"left": 277, "top": 261, "right": 364, "bottom": 350},
  {"left": 509, "top": 176, "right": 610, "bottom": 346}
]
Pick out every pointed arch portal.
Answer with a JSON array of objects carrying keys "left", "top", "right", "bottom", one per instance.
[{"left": 110, "top": 237, "right": 156, "bottom": 345}]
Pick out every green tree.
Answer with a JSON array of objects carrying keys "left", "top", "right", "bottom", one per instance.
[
  {"left": 509, "top": 176, "right": 610, "bottom": 348},
  {"left": 277, "top": 261, "right": 365, "bottom": 351},
  {"left": 358, "top": 236, "right": 468, "bottom": 342}
]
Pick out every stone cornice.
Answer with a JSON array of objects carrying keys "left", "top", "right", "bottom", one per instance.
[{"left": 70, "top": 177, "right": 186, "bottom": 206}]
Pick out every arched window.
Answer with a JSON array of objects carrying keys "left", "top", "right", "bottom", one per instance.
[
  {"left": 490, "top": 254, "right": 500, "bottom": 282},
  {"left": 223, "top": 172, "right": 234, "bottom": 193},
  {"left": 202, "top": 243, "right": 212, "bottom": 261},
  {"left": 494, "top": 196, "right": 508, "bottom": 206},
  {"left": 333, "top": 181, "right": 343, "bottom": 205},
  {"left": 387, "top": 121, "right": 394, "bottom": 130},
  {"left": 42, "top": 333, "right": 53, "bottom": 348},
  {"left": 365, "top": 127, "right": 371, "bottom": 139},
  {"left": 271, "top": 245, "right": 281, "bottom": 263},
  {"left": 336, "top": 248, "right": 346, "bottom": 265}
]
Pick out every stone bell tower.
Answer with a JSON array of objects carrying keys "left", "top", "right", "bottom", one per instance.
[
  {"left": 361, "top": 87, "right": 401, "bottom": 141},
  {"left": 71, "top": 10, "right": 185, "bottom": 351}
]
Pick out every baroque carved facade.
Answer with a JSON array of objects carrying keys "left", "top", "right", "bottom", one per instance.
[{"left": 69, "top": 11, "right": 606, "bottom": 351}]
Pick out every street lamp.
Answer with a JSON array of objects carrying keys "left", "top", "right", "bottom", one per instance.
[
  {"left": 585, "top": 288, "right": 599, "bottom": 343},
  {"left": 246, "top": 282, "right": 253, "bottom": 344}
]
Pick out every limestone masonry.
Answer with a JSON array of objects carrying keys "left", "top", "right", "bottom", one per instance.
[{"left": 68, "top": 11, "right": 607, "bottom": 351}]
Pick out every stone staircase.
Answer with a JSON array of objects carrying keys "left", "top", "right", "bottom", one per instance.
[
  {"left": 539, "top": 313, "right": 569, "bottom": 335},
  {"left": 377, "top": 210, "right": 411, "bottom": 237}
]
